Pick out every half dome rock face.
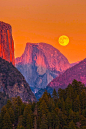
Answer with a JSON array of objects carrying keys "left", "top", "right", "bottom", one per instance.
[
  {"left": 0, "top": 58, "right": 36, "bottom": 102},
  {"left": 48, "top": 58, "right": 86, "bottom": 91},
  {"left": 0, "top": 21, "right": 15, "bottom": 65},
  {"left": 16, "top": 43, "right": 70, "bottom": 93}
]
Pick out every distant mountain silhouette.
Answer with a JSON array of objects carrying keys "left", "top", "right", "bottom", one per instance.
[
  {"left": 70, "top": 61, "right": 80, "bottom": 67},
  {"left": 48, "top": 58, "right": 86, "bottom": 90},
  {"left": 0, "top": 21, "right": 15, "bottom": 65},
  {"left": 15, "top": 43, "right": 70, "bottom": 93},
  {"left": 0, "top": 57, "right": 36, "bottom": 102}
]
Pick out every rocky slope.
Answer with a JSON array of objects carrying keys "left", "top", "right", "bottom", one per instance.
[
  {"left": 0, "top": 21, "right": 15, "bottom": 65},
  {"left": 15, "top": 43, "right": 70, "bottom": 93},
  {"left": 0, "top": 92, "right": 9, "bottom": 111},
  {"left": 0, "top": 57, "right": 36, "bottom": 102},
  {"left": 48, "top": 58, "right": 86, "bottom": 91}
]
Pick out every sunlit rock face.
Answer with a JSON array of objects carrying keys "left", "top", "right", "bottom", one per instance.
[
  {"left": 0, "top": 58, "right": 36, "bottom": 102},
  {"left": 15, "top": 43, "right": 70, "bottom": 93},
  {"left": 48, "top": 58, "right": 86, "bottom": 91},
  {"left": 0, "top": 21, "right": 15, "bottom": 65}
]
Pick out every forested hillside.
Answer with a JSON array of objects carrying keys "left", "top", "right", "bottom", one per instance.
[
  {"left": 0, "top": 92, "right": 9, "bottom": 111},
  {"left": 0, "top": 79, "right": 86, "bottom": 129}
]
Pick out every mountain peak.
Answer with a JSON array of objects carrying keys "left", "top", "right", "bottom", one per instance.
[
  {"left": 16, "top": 43, "right": 70, "bottom": 92},
  {"left": 0, "top": 21, "right": 11, "bottom": 29}
]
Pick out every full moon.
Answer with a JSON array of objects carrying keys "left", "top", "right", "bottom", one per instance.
[{"left": 58, "top": 35, "right": 69, "bottom": 46}]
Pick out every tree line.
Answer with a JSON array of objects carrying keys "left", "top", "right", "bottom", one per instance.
[{"left": 0, "top": 79, "right": 86, "bottom": 129}]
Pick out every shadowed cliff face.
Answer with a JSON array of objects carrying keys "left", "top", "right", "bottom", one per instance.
[
  {"left": 0, "top": 57, "right": 36, "bottom": 102},
  {"left": 48, "top": 58, "right": 86, "bottom": 91},
  {"left": 16, "top": 43, "right": 70, "bottom": 93},
  {"left": 0, "top": 21, "right": 15, "bottom": 65}
]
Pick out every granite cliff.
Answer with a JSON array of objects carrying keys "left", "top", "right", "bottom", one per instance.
[
  {"left": 0, "top": 21, "right": 15, "bottom": 65},
  {"left": 16, "top": 43, "right": 70, "bottom": 93},
  {"left": 0, "top": 57, "right": 36, "bottom": 102}
]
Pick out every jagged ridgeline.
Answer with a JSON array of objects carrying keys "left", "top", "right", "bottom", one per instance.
[
  {"left": 48, "top": 58, "right": 86, "bottom": 90},
  {"left": 0, "top": 57, "right": 36, "bottom": 102},
  {"left": 0, "top": 79, "right": 86, "bottom": 129}
]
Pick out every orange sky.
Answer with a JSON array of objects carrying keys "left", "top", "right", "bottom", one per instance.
[{"left": 0, "top": 0, "right": 86, "bottom": 63}]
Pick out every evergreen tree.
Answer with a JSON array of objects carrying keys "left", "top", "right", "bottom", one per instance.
[
  {"left": 38, "top": 99, "right": 48, "bottom": 116},
  {"left": 40, "top": 114, "right": 48, "bottom": 129},
  {"left": 47, "top": 112, "right": 52, "bottom": 129},
  {"left": 58, "top": 110, "right": 67, "bottom": 128},
  {"left": 22, "top": 104, "right": 32, "bottom": 127},
  {"left": 16, "top": 96, "right": 22, "bottom": 107},
  {"left": 65, "top": 97, "right": 72, "bottom": 113},
  {"left": 82, "top": 108, "right": 86, "bottom": 118},
  {"left": 73, "top": 95, "right": 80, "bottom": 112},
  {"left": 52, "top": 89, "right": 58, "bottom": 102},
  {"left": 80, "top": 115, "right": 86, "bottom": 127},
  {"left": 79, "top": 90, "right": 86, "bottom": 110},
  {"left": 39, "top": 90, "right": 49, "bottom": 106},
  {"left": 2, "top": 112, "right": 12, "bottom": 129},
  {"left": 6, "top": 100, "right": 12, "bottom": 109},
  {"left": 14, "top": 105, "right": 21, "bottom": 122},
  {"left": 68, "top": 109, "right": 75, "bottom": 122},
  {"left": 58, "top": 88, "right": 66, "bottom": 100},
  {"left": 8, "top": 107, "right": 15, "bottom": 124},
  {"left": 68, "top": 120, "right": 76, "bottom": 129},
  {"left": 17, "top": 125, "right": 25, "bottom": 129},
  {"left": 26, "top": 113, "right": 33, "bottom": 129},
  {"left": 1, "top": 105, "right": 7, "bottom": 119},
  {"left": 17, "top": 115, "right": 23, "bottom": 127},
  {"left": 75, "top": 112, "right": 80, "bottom": 122},
  {"left": 34, "top": 105, "right": 37, "bottom": 129},
  {"left": 66, "top": 84, "right": 73, "bottom": 100}
]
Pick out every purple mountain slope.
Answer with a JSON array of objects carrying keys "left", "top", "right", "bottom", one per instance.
[
  {"left": 70, "top": 61, "right": 80, "bottom": 67},
  {"left": 48, "top": 58, "right": 86, "bottom": 90}
]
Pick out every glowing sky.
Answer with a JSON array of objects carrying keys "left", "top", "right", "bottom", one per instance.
[{"left": 0, "top": 0, "right": 86, "bottom": 63}]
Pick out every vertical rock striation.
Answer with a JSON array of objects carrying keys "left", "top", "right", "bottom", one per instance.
[
  {"left": 0, "top": 21, "right": 15, "bottom": 65},
  {"left": 16, "top": 43, "right": 70, "bottom": 93}
]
